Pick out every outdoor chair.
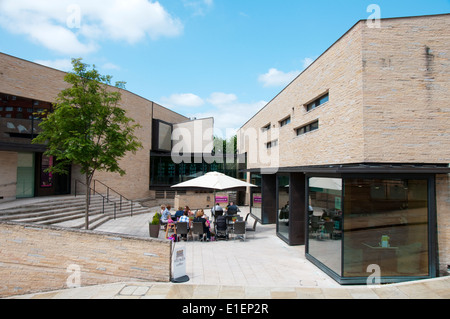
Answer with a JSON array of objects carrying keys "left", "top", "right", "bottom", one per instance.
[
  {"left": 245, "top": 219, "right": 258, "bottom": 239},
  {"left": 176, "top": 222, "right": 190, "bottom": 241},
  {"left": 192, "top": 222, "right": 205, "bottom": 241},
  {"left": 233, "top": 221, "right": 246, "bottom": 241}
]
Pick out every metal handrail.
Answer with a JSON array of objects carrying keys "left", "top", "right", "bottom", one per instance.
[
  {"left": 74, "top": 180, "right": 117, "bottom": 219},
  {"left": 93, "top": 180, "right": 133, "bottom": 217}
]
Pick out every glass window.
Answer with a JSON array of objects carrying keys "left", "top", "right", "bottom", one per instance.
[
  {"left": 308, "top": 177, "right": 343, "bottom": 275},
  {"left": 277, "top": 174, "right": 290, "bottom": 241},
  {"left": 296, "top": 120, "right": 319, "bottom": 136},
  {"left": 280, "top": 117, "right": 291, "bottom": 127},
  {"left": 306, "top": 93, "right": 329, "bottom": 112},
  {"left": 343, "top": 178, "right": 429, "bottom": 278}
]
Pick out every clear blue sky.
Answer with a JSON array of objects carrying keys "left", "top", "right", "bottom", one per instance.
[{"left": 0, "top": 0, "right": 449, "bottom": 136}]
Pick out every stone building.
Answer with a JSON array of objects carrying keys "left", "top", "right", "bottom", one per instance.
[
  {"left": 237, "top": 14, "right": 450, "bottom": 284},
  {"left": 0, "top": 52, "right": 198, "bottom": 202}
]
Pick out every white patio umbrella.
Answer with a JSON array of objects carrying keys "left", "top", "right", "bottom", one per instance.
[{"left": 171, "top": 172, "right": 256, "bottom": 206}]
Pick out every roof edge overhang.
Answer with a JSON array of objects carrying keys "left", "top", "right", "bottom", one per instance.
[{"left": 241, "top": 163, "right": 450, "bottom": 175}]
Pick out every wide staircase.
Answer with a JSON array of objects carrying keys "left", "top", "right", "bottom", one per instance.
[{"left": 0, "top": 181, "right": 154, "bottom": 231}]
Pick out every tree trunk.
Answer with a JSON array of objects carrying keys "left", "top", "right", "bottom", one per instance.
[{"left": 85, "top": 173, "right": 90, "bottom": 230}]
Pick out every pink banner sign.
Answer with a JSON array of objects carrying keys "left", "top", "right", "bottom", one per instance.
[
  {"left": 253, "top": 196, "right": 262, "bottom": 203},
  {"left": 215, "top": 196, "right": 228, "bottom": 203}
]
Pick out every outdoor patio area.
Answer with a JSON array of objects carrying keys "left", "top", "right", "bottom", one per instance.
[{"left": 95, "top": 206, "right": 340, "bottom": 288}]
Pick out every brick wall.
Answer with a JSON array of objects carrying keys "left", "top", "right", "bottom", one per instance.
[
  {"left": 362, "top": 15, "right": 450, "bottom": 163},
  {"left": 0, "top": 53, "right": 189, "bottom": 201},
  {"left": 238, "top": 21, "right": 365, "bottom": 170},
  {"left": 0, "top": 222, "right": 172, "bottom": 297},
  {"left": 238, "top": 14, "right": 450, "bottom": 169}
]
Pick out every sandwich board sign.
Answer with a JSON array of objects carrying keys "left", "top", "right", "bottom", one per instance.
[{"left": 172, "top": 246, "right": 189, "bottom": 283}]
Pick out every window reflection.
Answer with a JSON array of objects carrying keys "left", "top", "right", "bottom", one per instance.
[
  {"left": 308, "top": 177, "right": 343, "bottom": 275},
  {"left": 343, "top": 178, "right": 429, "bottom": 277},
  {"left": 277, "top": 174, "right": 290, "bottom": 241}
]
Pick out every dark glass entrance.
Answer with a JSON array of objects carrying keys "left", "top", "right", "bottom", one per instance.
[
  {"left": 306, "top": 174, "right": 436, "bottom": 284},
  {"left": 35, "top": 153, "right": 71, "bottom": 197}
]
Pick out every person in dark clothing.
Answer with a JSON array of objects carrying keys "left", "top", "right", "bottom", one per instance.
[{"left": 193, "top": 209, "right": 211, "bottom": 241}]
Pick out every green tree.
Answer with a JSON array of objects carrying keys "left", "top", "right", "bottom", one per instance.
[{"left": 33, "top": 58, "right": 142, "bottom": 229}]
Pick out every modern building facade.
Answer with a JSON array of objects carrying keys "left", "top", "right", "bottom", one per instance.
[
  {"left": 0, "top": 52, "right": 202, "bottom": 202},
  {"left": 0, "top": 52, "right": 243, "bottom": 206},
  {"left": 237, "top": 14, "right": 450, "bottom": 284}
]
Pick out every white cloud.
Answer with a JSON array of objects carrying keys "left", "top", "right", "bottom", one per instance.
[
  {"left": 102, "top": 62, "right": 121, "bottom": 71},
  {"left": 207, "top": 92, "right": 238, "bottom": 106},
  {"left": 183, "top": 0, "right": 214, "bottom": 16},
  {"left": 258, "top": 68, "right": 300, "bottom": 88},
  {"left": 34, "top": 59, "right": 74, "bottom": 72},
  {"left": 161, "top": 93, "right": 205, "bottom": 108},
  {"left": 192, "top": 99, "right": 267, "bottom": 138},
  {"left": 161, "top": 91, "right": 266, "bottom": 138},
  {"left": 0, "top": 0, "right": 183, "bottom": 55}
]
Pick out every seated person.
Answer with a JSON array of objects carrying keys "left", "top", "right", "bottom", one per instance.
[
  {"left": 174, "top": 207, "right": 185, "bottom": 220},
  {"left": 193, "top": 209, "right": 211, "bottom": 241},
  {"left": 160, "top": 205, "right": 171, "bottom": 223},
  {"left": 211, "top": 203, "right": 224, "bottom": 218},
  {"left": 226, "top": 201, "right": 239, "bottom": 215},
  {"left": 178, "top": 211, "right": 190, "bottom": 241}
]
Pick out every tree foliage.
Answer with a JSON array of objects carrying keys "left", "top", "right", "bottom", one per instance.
[{"left": 33, "top": 58, "right": 142, "bottom": 228}]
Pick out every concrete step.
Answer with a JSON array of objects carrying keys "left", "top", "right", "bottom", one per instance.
[
  {"left": 0, "top": 200, "right": 106, "bottom": 221},
  {"left": 0, "top": 195, "right": 154, "bottom": 231},
  {"left": 0, "top": 196, "right": 104, "bottom": 216}
]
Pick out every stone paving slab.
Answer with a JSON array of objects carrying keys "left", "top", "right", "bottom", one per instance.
[
  {"left": 9, "top": 276, "right": 450, "bottom": 299},
  {"left": 3, "top": 202, "right": 449, "bottom": 300}
]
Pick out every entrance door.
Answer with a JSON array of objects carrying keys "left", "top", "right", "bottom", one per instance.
[
  {"left": 16, "top": 153, "right": 35, "bottom": 198},
  {"left": 35, "top": 153, "right": 71, "bottom": 197}
]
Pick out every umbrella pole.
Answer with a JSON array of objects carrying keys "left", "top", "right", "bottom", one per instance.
[{"left": 213, "top": 189, "right": 216, "bottom": 221}]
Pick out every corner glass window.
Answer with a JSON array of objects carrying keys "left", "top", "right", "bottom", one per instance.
[
  {"left": 343, "top": 178, "right": 429, "bottom": 278},
  {"left": 308, "top": 177, "right": 343, "bottom": 275}
]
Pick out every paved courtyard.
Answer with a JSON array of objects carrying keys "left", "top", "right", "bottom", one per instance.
[
  {"left": 4, "top": 204, "right": 450, "bottom": 299},
  {"left": 95, "top": 207, "right": 340, "bottom": 288}
]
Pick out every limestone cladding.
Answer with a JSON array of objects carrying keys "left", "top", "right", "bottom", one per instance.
[
  {"left": 238, "top": 14, "right": 450, "bottom": 169},
  {"left": 0, "top": 222, "right": 171, "bottom": 298}
]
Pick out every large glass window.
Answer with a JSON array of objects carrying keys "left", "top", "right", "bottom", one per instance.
[
  {"left": 308, "top": 177, "right": 343, "bottom": 275},
  {"left": 250, "top": 173, "right": 262, "bottom": 221},
  {"left": 277, "top": 174, "right": 290, "bottom": 241},
  {"left": 307, "top": 176, "right": 431, "bottom": 282},
  {"left": 343, "top": 178, "right": 429, "bottom": 278}
]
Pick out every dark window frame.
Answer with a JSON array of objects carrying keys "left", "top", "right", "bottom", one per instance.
[
  {"left": 279, "top": 117, "right": 291, "bottom": 128},
  {"left": 306, "top": 93, "right": 329, "bottom": 112},
  {"left": 296, "top": 120, "right": 319, "bottom": 136}
]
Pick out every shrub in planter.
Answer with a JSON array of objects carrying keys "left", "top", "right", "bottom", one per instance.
[{"left": 149, "top": 213, "right": 161, "bottom": 238}]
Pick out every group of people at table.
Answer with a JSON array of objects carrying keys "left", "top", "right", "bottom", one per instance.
[{"left": 160, "top": 202, "right": 240, "bottom": 241}]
